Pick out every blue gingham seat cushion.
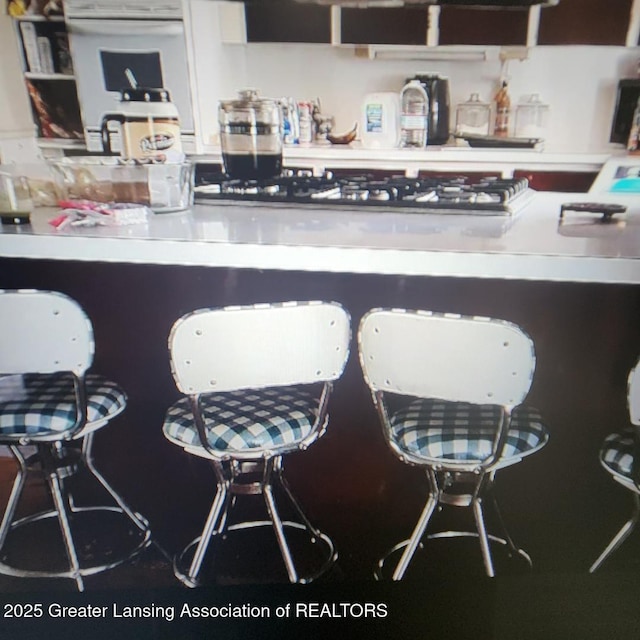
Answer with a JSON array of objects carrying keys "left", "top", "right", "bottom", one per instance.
[
  {"left": 163, "top": 386, "right": 320, "bottom": 453},
  {"left": 389, "top": 399, "right": 548, "bottom": 465},
  {"left": 0, "top": 373, "right": 126, "bottom": 438},
  {"left": 600, "top": 429, "right": 636, "bottom": 481}
]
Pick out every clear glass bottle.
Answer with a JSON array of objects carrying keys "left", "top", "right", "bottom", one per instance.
[
  {"left": 627, "top": 97, "right": 640, "bottom": 154},
  {"left": 455, "top": 93, "right": 491, "bottom": 137},
  {"left": 514, "top": 94, "right": 549, "bottom": 140},
  {"left": 493, "top": 81, "right": 511, "bottom": 138},
  {"left": 400, "top": 80, "right": 428, "bottom": 148}
]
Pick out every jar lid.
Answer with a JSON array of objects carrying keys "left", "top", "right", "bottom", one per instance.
[
  {"left": 463, "top": 93, "right": 489, "bottom": 105},
  {"left": 220, "top": 89, "right": 279, "bottom": 110},
  {"left": 518, "top": 93, "right": 549, "bottom": 108}
]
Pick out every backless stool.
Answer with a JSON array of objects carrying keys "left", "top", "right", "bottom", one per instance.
[
  {"left": 358, "top": 309, "right": 549, "bottom": 580},
  {"left": 0, "top": 290, "right": 151, "bottom": 591},
  {"left": 163, "top": 301, "right": 350, "bottom": 586},
  {"left": 590, "top": 358, "right": 640, "bottom": 572}
]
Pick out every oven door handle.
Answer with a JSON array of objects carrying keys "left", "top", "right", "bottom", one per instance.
[{"left": 67, "top": 19, "right": 184, "bottom": 37}]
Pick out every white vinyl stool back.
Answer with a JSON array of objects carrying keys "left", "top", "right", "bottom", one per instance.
[
  {"left": 359, "top": 310, "right": 535, "bottom": 407},
  {"left": 163, "top": 301, "right": 351, "bottom": 587},
  {"left": 358, "top": 309, "right": 548, "bottom": 580},
  {"left": 0, "top": 289, "right": 151, "bottom": 591},
  {"left": 170, "top": 301, "right": 350, "bottom": 394},
  {"left": 590, "top": 358, "right": 640, "bottom": 572},
  {"left": 0, "top": 289, "right": 93, "bottom": 376}
]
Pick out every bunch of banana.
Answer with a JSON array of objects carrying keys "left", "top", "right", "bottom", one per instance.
[{"left": 327, "top": 123, "right": 358, "bottom": 145}]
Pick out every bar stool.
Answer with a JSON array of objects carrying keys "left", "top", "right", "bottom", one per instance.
[
  {"left": 590, "top": 358, "right": 640, "bottom": 572},
  {"left": 358, "top": 309, "right": 549, "bottom": 580},
  {"left": 0, "top": 289, "right": 152, "bottom": 591},
  {"left": 163, "top": 301, "right": 350, "bottom": 586}
]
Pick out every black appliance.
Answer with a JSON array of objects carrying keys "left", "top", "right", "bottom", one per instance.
[
  {"left": 406, "top": 74, "right": 451, "bottom": 146},
  {"left": 194, "top": 170, "right": 534, "bottom": 216},
  {"left": 610, "top": 79, "right": 640, "bottom": 145}
]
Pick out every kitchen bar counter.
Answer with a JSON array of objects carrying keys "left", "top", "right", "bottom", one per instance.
[
  {"left": 0, "top": 190, "right": 639, "bottom": 597},
  {"left": 1, "top": 191, "right": 639, "bottom": 284}
]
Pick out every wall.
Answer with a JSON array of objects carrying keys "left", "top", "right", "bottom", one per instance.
[
  {"left": 207, "top": 41, "right": 640, "bottom": 154},
  {"left": 0, "top": 12, "right": 40, "bottom": 163}
]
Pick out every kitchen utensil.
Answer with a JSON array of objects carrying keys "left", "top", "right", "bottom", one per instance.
[
  {"left": 218, "top": 89, "right": 283, "bottom": 180},
  {"left": 101, "top": 87, "right": 183, "bottom": 161}
]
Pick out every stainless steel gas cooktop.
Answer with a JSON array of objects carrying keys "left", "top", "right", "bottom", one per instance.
[{"left": 194, "top": 171, "right": 535, "bottom": 217}]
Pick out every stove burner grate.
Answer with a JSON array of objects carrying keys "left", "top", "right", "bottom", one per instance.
[{"left": 194, "top": 171, "right": 534, "bottom": 216}]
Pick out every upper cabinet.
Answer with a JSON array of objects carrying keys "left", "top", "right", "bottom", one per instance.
[
  {"left": 537, "top": 0, "right": 634, "bottom": 46},
  {"left": 233, "top": 1, "right": 639, "bottom": 49},
  {"left": 438, "top": 7, "right": 529, "bottom": 46},
  {"left": 245, "top": 0, "right": 331, "bottom": 43},
  {"left": 340, "top": 7, "right": 429, "bottom": 45}
]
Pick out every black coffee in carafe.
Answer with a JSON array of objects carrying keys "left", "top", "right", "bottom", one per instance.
[{"left": 219, "top": 90, "right": 283, "bottom": 180}]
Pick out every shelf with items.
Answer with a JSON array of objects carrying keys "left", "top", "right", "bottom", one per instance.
[{"left": 12, "top": 11, "right": 85, "bottom": 149}]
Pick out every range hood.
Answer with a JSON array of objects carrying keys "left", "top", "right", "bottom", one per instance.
[{"left": 236, "top": 0, "right": 559, "bottom": 7}]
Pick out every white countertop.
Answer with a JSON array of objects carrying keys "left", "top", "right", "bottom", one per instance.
[{"left": 1, "top": 191, "right": 639, "bottom": 284}]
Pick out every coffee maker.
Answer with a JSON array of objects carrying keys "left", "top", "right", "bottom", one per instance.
[{"left": 406, "top": 74, "right": 451, "bottom": 146}]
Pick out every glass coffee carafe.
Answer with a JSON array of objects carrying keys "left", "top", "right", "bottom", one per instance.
[{"left": 218, "top": 89, "right": 283, "bottom": 180}]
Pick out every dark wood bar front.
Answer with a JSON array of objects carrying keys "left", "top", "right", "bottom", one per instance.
[{"left": 2, "top": 257, "right": 639, "bottom": 584}]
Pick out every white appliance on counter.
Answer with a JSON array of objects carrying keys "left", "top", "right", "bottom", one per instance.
[{"left": 65, "top": 0, "right": 198, "bottom": 154}]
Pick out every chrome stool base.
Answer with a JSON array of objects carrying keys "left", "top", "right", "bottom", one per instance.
[
  {"left": 174, "top": 520, "right": 336, "bottom": 587},
  {"left": 375, "top": 531, "right": 532, "bottom": 581},
  {"left": 376, "top": 469, "right": 532, "bottom": 580},
  {"left": 174, "top": 457, "right": 337, "bottom": 587},
  {"left": 0, "top": 438, "right": 152, "bottom": 591}
]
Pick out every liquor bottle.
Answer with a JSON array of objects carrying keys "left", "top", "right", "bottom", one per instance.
[{"left": 494, "top": 81, "right": 511, "bottom": 138}]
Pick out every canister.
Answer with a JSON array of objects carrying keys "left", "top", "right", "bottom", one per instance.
[
  {"left": 455, "top": 93, "right": 491, "bottom": 137},
  {"left": 514, "top": 94, "right": 549, "bottom": 139}
]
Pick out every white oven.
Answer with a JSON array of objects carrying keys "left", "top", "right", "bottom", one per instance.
[{"left": 65, "top": 0, "right": 197, "bottom": 154}]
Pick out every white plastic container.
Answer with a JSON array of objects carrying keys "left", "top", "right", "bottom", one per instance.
[{"left": 361, "top": 92, "right": 400, "bottom": 149}]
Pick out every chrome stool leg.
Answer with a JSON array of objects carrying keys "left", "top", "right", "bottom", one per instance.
[
  {"left": 472, "top": 497, "right": 495, "bottom": 578},
  {"left": 388, "top": 469, "right": 439, "bottom": 581},
  {"left": 590, "top": 492, "right": 640, "bottom": 573},
  {"left": 264, "top": 460, "right": 298, "bottom": 583},
  {"left": 176, "top": 461, "right": 230, "bottom": 588},
  {"left": 485, "top": 475, "right": 531, "bottom": 566},
  {"left": 0, "top": 446, "right": 27, "bottom": 551},
  {"left": 47, "top": 470, "right": 84, "bottom": 591},
  {"left": 82, "top": 433, "right": 151, "bottom": 536}
]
